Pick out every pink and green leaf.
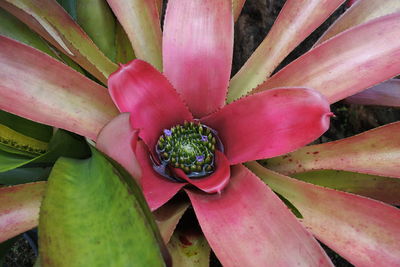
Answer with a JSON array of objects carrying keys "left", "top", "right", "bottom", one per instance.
[
  {"left": 167, "top": 228, "right": 211, "bottom": 267},
  {"left": 345, "top": 79, "right": 400, "bottom": 107},
  {"left": 115, "top": 22, "right": 136, "bottom": 64},
  {"left": 253, "top": 12, "right": 400, "bottom": 104},
  {"left": 0, "top": 182, "right": 46, "bottom": 242},
  {"left": 265, "top": 122, "right": 400, "bottom": 178},
  {"left": 163, "top": 0, "right": 233, "bottom": 117},
  {"left": 0, "top": 36, "right": 119, "bottom": 140},
  {"left": 227, "top": 0, "right": 345, "bottom": 102},
  {"left": 187, "top": 165, "right": 332, "bottom": 266},
  {"left": 248, "top": 162, "right": 400, "bottom": 266},
  {"left": 202, "top": 88, "right": 331, "bottom": 165},
  {"left": 106, "top": 0, "right": 162, "bottom": 70},
  {"left": 0, "top": 0, "right": 118, "bottom": 84},
  {"left": 292, "top": 170, "right": 400, "bottom": 205},
  {"left": 316, "top": 0, "right": 400, "bottom": 45}
]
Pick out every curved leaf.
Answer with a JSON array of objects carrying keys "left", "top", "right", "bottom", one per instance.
[
  {"left": 254, "top": 12, "right": 400, "bottom": 104},
  {"left": 0, "top": 0, "right": 118, "bottom": 84},
  {"left": 39, "top": 148, "right": 169, "bottom": 266},
  {"left": 107, "top": 0, "right": 162, "bottom": 70},
  {"left": 227, "top": 0, "right": 345, "bottom": 102},
  {"left": 248, "top": 162, "right": 400, "bottom": 266},
  {"left": 316, "top": 0, "right": 400, "bottom": 45},
  {"left": 264, "top": 122, "right": 400, "bottom": 178},
  {"left": 0, "top": 182, "right": 46, "bottom": 242},
  {"left": 0, "top": 36, "right": 119, "bottom": 140}
]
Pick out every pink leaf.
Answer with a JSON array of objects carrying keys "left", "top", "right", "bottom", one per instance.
[
  {"left": 248, "top": 162, "right": 400, "bottom": 266},
  {"left": 345, "top": 79, "right": 400, "bottom": 107},
  {"left": 0, "top": 36, "right": 118, "bottom": 140},
  {"left": 0, "top": 182, "right": 46, "bottom": 242},
  {"left": 108, "top": 60, "right": 193, "bottom": 150},
  {"left": 254, "top": 12, "right": 400, "bottom": 104},
  {"left": 96, "top": 113, "right": 141, "bottom": 180},
  {"left": 266, "top": 122, "right": 400, "bottom": 178},
  {"left": 202, "top": 88, "right": 331, "bottom": 165},
  {"left": 163, "top": 0, "right": 233, "bottom": 117},
  {"left": 136, "top": 141, "right": 184, "bottom": 211},
  {"left": 186, "top": 165, "right": 332, "bottom": 266},
  {"left": 227, "top": 0, "right": 345, "bottom": 102}
]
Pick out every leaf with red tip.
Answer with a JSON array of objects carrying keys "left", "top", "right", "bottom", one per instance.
[
  {"left": 187, "top": 165, "right": 332, "bottom": 266},
  {"left": 96, "top": 113, "right": 141, "bottom": 180},
  {"left": 0, "top": 36, "right": 118, "bottom": 140},
  {"left": 108, "top": 60, "right": 193, "bottom": 150},
  {"left": 317, "top": 0, "right": 400, "bottom": 45},
  {"left": 0, "top": 0, "right": 118, "bottom": 84},
  {"left": 163, "top": 0, "right": 233, "bottom": 117},
  {"left": 254, "top": 13, "right": 400, "bottom": 104},
  {"left": 345, "top": 79, "right": 400, "bottom": 107},
  {"left": 0, "top": 182, "right": 46, "bottom": 242},
  {"left": 106, "top": 0, "right": 162, "bottom": 70},
  {"left": 248, "top": 161, "right": 400, "bottom": 266},
  {"left": 136, "top": 141, "right": 184, "bottom": 211},
  {"left": 202, "top": 88, "right": 331, "bottom": 165},
  {"left": 292, "top": 170, "right": 400, "bottom": 205},
  {"left": 227, "top": 0, "right": 345, "bottom": 102},
  {"left": 174, "top": 151, "right": 230, "bottom": 194},
  {"left": 167, "top": 228, "right": 211, "bottom": 267},
  {"left": 265, "top": 122, "right": 400, "bottom": 178},
  {"left": 154, "top": 200, "right": 190, "bottom": 243}
]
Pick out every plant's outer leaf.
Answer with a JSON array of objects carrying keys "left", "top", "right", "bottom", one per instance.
[
  {"left": 0, "top": 129, "right": 89, "bottom": 173},
  {"left": 0, "top": 6, "right": 84, "bottom": 74},
  {"left": 0, "top": 124, "right": 48, "bottom": 157},
  {"left": 317, "top": 0, "right": 400, "bottom": 45},
  {"left": 345, "top": 79, "right": 400, "bottom": 107},
  {"left": 76, "top": 0, "right": 116, "bottom": 61},
  {"left": 187, "top": 165, "right": 332, "bottom": 266},
  {"left": 253, "top": 13, "right": 400, "bottom": 104},
  {"left": 227, "top": 0, "right": 345, "bottom": 102},
  {"left": 96, "top": 113, "right": 141, "bottom": 180},
  {"left": 154, "top": 200, "right": 190, "bottom": 243},
  {"left": 108, "top": 60, "right": 193, "bottom": 150},
  {"left": 115, "top": 22, "right": 135, "bottom": 64},
  {"left": 137, "top": 141, "right": 185, "bottom": 211},
  {"left": 0, "top": 111, "right": 52, "bottom": 143},
  {"left": 232, "top": 0, "right": 246, "bottom": 21},
  {"left": 106, "top": 0, "right": 162, "bottom": 70},
  {"left": 154, "top": 0, "right": 162, "bottom": 19},
  {"left": 0, "top": 36, "right": 118, "bottom": 140},
  {"left": 0, "top": 167, "right": 51, "bottom": 185},
  {"left": 0, "top": 0, "right": 118, "bottom": 84},
  {"left": 202, "top": 88, "right": 331, "bottom": 165},
  {"left": 248, "top": 161, "right": 400, "bottom": 266},
  {"left": 292, "top": 170, "right": 400, "bottom": 205},
  {"left": 0, "top": 182, "right": 46, "bottom": 242},
  {"left": 264, "top": 122, "right": 400, "bottom": 178},
  {"left": 39, "top": 148, "right": 169, "bottom": 266},
  {"left": 167, "top": 229, "right": 211, "bottom": 267},
  {"left": 163, "top": 0, "right": 233, "bottom": 118}
]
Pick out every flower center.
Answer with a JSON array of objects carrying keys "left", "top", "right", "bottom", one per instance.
[{"left": 154, "top": 121, "right": 222, "bottom": 181}]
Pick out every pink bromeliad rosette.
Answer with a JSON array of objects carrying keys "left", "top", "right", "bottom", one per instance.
[{"left": 97, "top": 0, "right": 333, "bottom": 265}]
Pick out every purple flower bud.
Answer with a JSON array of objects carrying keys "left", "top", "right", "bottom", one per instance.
[
  {"left": 164, "top": 129, "right": 172, "bottom": 136},
  {"left": 196, "top": 155, "right": 205, "bottom": 162}
]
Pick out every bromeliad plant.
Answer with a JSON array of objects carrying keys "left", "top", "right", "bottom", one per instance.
[{"left": 0, "top": 0, "right": 400, "bottom": 266}]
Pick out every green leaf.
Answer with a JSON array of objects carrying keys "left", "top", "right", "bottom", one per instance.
[
  {"left": 39, "top": 147, "right": 169, "bottom": 266},
  {"left": 56, "top": 0, "right": 78, "bottom": 20},
  {"left": 77, "top": 0, "right": 116, "bottom": 61},
  {"left": 115, "top": 22, "right": 135, "bottom": 64},
  {"left": 0, "top": 167, "right": 51, "bottom": 185}
]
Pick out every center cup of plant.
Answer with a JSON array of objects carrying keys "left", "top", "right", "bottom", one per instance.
[{"left": 154, "top": 121, "right": 222, "bottom": 181}]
